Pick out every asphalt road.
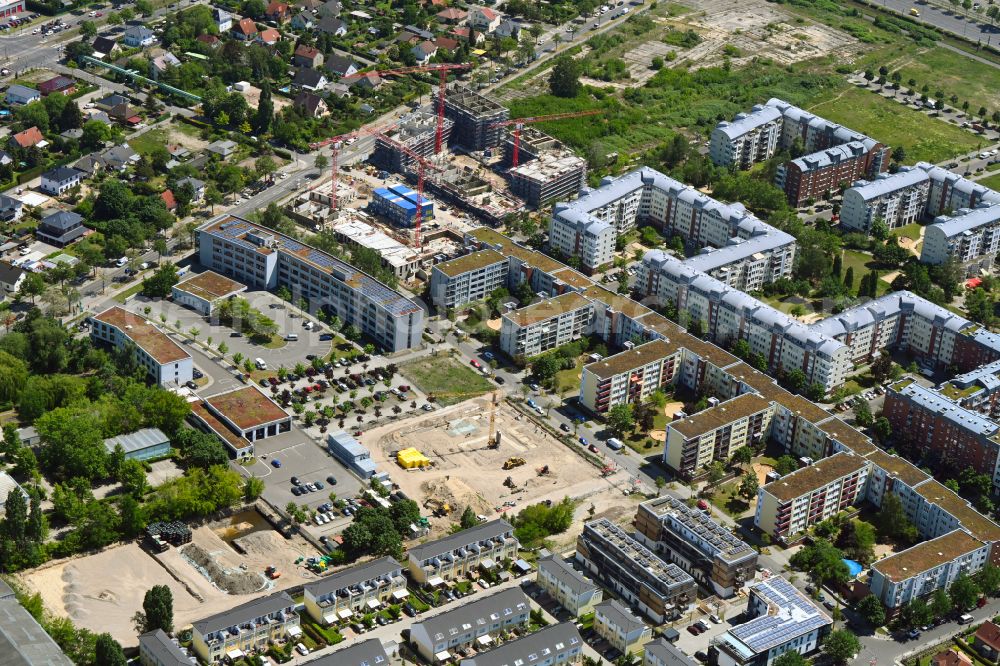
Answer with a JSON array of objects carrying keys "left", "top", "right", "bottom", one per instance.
[{"left": 877, "top": 0, "right": 1000, "bottom": 43}]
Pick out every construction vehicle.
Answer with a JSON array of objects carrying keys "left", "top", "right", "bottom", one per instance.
[
  {"left": 503, "top": 476, "right": 516, "bottom": 489},
  {"left": 600, "top": 464, "right": 616, "bottom": 477},
  {"left": 426, "top": 389, "right": 503, "bottom": 450},
  {"left": 503, "top": 457, "right": 525, "bottom": 470},
  {"left": 537, "top": 465, "right": 550, "bottom": 476},
  {"left": 265, "top": 566, "right": 281, "bottom": 580},
  {"left": 424, "top": 498, "right": 453, "bottom": 516}
]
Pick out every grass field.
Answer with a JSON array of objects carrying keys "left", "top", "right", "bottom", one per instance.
[
  {"left": 841, "top": 250, "right": 895, "bottom": 296},
  {"left": 808, "top": 87, "right": 981, "bottom": 164},
  {"left": 872, "top": 44, "right": 1000, "bottom": 115},
  {"left": 975, "top": 172, "right": 1000, "bottom": 191},
  {"left": 890, "top": 223, "right": 922, "bottom": 241},
  {"left": 553, "top": 358, "right": 583, "bottom": 397},
  {"left": 128, "top": 129, "right": 170, "bottom": 156},
  {"left": 402, "top": 355, "right": 494, "bottom": 405}
]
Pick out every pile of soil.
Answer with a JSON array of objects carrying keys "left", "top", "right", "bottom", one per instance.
[{"left": 181, "top": 544, "right": 265, "bottom": 595}]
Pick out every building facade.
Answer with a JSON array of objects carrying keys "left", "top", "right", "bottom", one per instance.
[
  {"left": 840, "top": 167, "right": 931, "bottom": 234},
  {"left": 579, "top": 340, "right": 681, "bottom": 415},
  {"left": 459, "top": 623, "right": 584, "bottom": 666},
  {"left": 536, "top": 555, "right": 604, "bottom": 617},
  {"left": 304, "top": 557, "right": 407, "bottom": 625},
  {"left": 409, "top": 588, "right": 531, "bottom": 661},
  {"left": 430, "top": 249, "right": 510, "bottom": 310},
  {"left": 593, "top": 600, "right": 652, "bottom": 656},
  {"left": 191, "top": 592, "right": 300, "bottom": 663},
  {"left": 921, "top": 204, "right": 1000, "bottom": 273},
  {"left": 500, "top": 292, "right": 593, "bottom": 358},
  {"left": 406, "top": 520, "right": 519, "bottom": 585},
  {"left": 91, "top": 307, "right": 193, "bottom": 387}
]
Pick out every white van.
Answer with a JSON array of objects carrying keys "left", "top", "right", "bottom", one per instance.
[
  {"left": 285, "top": 333, "right": 299, "bottom": 341},
  {"left": 959, "top": 613, "right": 974, "bottom": 625},
  {"left": 607, "top": 437, "right": 624, "bottom": 451},
  {"left": 115, "top": 256, "right": 128, "bottom": 267},
  {"left": 255, "top": 358, "right": 267, "bottom": 370}
]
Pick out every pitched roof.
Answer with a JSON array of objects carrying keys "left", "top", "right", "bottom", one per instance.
[
  {"left": 294, "top": 91, "right": 326, "bottom": 115},
  {"left": 325, "top": 52, "right": 357, "bottom": 75},
  {"left": 473, "top": 5, "right": 499, "bottom": 20},
  {"left": 92, "top": 36, "right": 118, "bottom": 53},
  {"left": 407, "top": 519, "right": 514, "bottom": 561},
  {"left": 437, "top": 7, "right": 467, "bottom": 19},
  {"left": 435, "top": 36, "right": 459, "bottom": 50},
  {"left": 293, "top": 67, "right": 326, "bottom": 87},
  {"left": 234, "top": 17, "right": 257, "bottom": 34},
  {"left": 303, "top": 556, "right": 401, "bottom": 597},
  {"left": 258, "top": 27, "right": 281, "bottom": 42},
  {"left": 196, "top": 33, "right": 220, "bottom": 45},
  {"left": 38, "top": 75, "right": 74, "bottom": 94},
  {"left": 160, "top": 189, "right": 176, "bottom": 210},
  {"left": 43, "top": 166, "right": 81, "bottom": 182},
  {"left": 316, "top": 16, "right": 345, "bottom": 32},
  {"left": 192, "top": 591, "right": 295, "bottom": 635},
  {"left": 10, "top": 126, "right": 43, "bottom": 148},
  {"left": 976, "top": 621, "right": 1000, "bottom": 652},
  {"left": 295, "top": 44, "right": 321, "bottom": 59},
  {"left": 0, "top": 261, "right": 24, "bottom": 286}
]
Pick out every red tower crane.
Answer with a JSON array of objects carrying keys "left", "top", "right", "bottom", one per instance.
[
  {"left": 341, "top": 63, "right": 472, "bottom": 154},
  {"left": 374, "top": 132, "right": 442, "bottom": 250},
  {"left": 309, "top": 120, "right": 399, "bottom": 213},
  {"left": 489, "top": 110, "right": 602, "bottom": 167}
]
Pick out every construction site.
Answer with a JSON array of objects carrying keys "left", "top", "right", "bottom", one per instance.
[
  {"left": 18, "top": 508, "right": 319, "bottom": 647},
  {"left": 364, "top": 395, "right": 635, "bottom": 543}
]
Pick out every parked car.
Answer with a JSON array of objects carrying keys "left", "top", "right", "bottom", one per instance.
[
  {"left": 470, "top": 359, "right": 481, "bottom": 368},
  {"left": 326, "top": 475, "right": 338, "bottom": 485},
  {"left": 271, "top": 459, "right": 281, "bottom": 468}
]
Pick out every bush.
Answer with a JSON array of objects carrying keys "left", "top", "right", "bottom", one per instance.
[{"left": 273, "top": 148, "right": 292, "bottom": 160}]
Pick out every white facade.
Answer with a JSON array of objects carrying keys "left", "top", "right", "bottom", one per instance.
[
  {"left": 90, "top": 307, "right": 193, "bottom": 387},
  {"left": 840, "top": 167, "right": 930, "bottom": 234},
  {"left": 500, "top": 292, "right": 593, "bottom": 358},
  {"left": 921, "top": 204, "right": 1000, "bottom": 272}
]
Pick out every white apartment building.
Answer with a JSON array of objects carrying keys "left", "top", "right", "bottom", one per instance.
[
  {"left": 459, "top": 623, "right": 584, "bottom": 666},
  {"left": 406, "top": 519, "right": 518, "bottom": 585},
  {"left": 303, "top": 557, "right": 407, "bottom": 625},
  {"left": 547, "top": 208, "right": 616, "bottom": 273},
  {"left": 192, "top": 592, "right": 300, "bottom": 663},
  {"left": 710, "top": 103, "right": 784, "bottom": 169},
  {"left": 921, "top": 204, "right": 1000, "bottom": 272},
  {"left": 430, "top": 249, "right": 510, "bottom": 310},
  {"left": 869, "top": 529, "right": 988, "bottom": 609},
  {"left": 90, "top": 306, "right": 193, "bottom": 387},
  {"left": 917, "top": 161, "right": 1000, "bottom": 217},
  {"left": 579, "top": 339, "right": 682, "bottom": 414},
  {"left": 841, "top": 167, "right": 931, "bottom": 234},
  {"left": 500, "top": 292, "right": 593, "bottom": 358},
  {"left": 536, "top": 556, "right": 604, "bottom": 618}
]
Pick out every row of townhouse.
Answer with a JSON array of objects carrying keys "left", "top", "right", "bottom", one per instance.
[
  {"left": 711, "top": 98, "right": 890, "bottom": 204},
  {"left": 460, "top": 622, "right": 585, "bottom": 666},
  {"left": 406, "top": 519, "right": 519, "bottom": 586},
  {"left": 536, "top": 556, "right": 604, "bottom": 617},
  {"left": 546, "top": 166, "right": 796, "bottom": 281},
  {"left": 408, "top": 587, "right": 531, "bottom": 661},
  {"left": 191, "top": 592, "right": 300, "bottom": 663},
  {"left": 196, "top": 215, "right": 423, "bottom": 353},
  {"left": 575, "top": 518, "right": 697, "bottom": 624},
  {"left": 302, "top": 556, "right": 408, "bottom": 626}
]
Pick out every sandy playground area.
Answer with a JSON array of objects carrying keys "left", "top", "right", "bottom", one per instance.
[
  {"left": 19, "top": 511, "right": 318, "bottom": 647},
  {"left": 366, "top": 396, "right": 634, "bottom": 539}
]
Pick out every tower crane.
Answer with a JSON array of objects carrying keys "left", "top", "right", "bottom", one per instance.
[
  {"left": 374, "top": 131, "right": 443, "bottom": 250},
  {"left": 309, "top": 120, "right": 399, "bottom": 213},
  {"left": 489, "top": 110, "right": 602, "bottom": 167},
  {"left": 427, "top": 389, "right": 503, "bottom": 448},
  {"left": 341, "top": 63, "right": 472, "bottom": 154}
]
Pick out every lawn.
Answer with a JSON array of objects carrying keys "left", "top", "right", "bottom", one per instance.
[
  {"left": 874, "top": 44, "right": 1000, "bottom": 117},
  {"left": 975, "top": 172, "right": 1000, "bottom": 191},
  {"left": 401, "top": 355, "right": 494, "bottom": 405},
  {"left": 841, "top": 249, "right": 895, "bottom": 296},
  {"left": 890, "top": 223, "right": 922, "bottom": 241},
  {"left": 128, "top": 128, "right": 170, "bottom": 156},
  {"left": 553, "top": 358, "right": 583, "bottom": 397},
  {"left": 709, "top": 479, "right": 752, "bottom": 518},
  {"left": 808, "top": 87, "right": 981, "bottom": 164},
  {"left": 113, "top": 281, "right": 144, "bottom": 304}
]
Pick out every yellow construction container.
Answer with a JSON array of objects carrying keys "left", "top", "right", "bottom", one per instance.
[{"left": 397, "top": 448, "right": 431, "bottom": 468}]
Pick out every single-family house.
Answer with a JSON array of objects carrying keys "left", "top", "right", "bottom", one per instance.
[
  {"left": 294, "top": 44, "right": 323, "bottom": 68},
  {"left": 290, "top": 10, "right": 313, "bottom": 30},
  {"left": 108, "top": 102, "right": 141, "bottom": 125},
  {"left": 327, "top": 82, "right": 351, "bottom": 98},
  {"left": 61, "top": 128, "right": 83, "bottom": 140},
  {"left": 0, "top": 194, "right": 23, "bottom": 223},
  {"left": 196, "top": 33, "right": 220, "bottom": 47},
  {"left": 404, "top": 24, "right": 434, "bottom": 40},
  {"left": 932, "top": 650, "right": 974, "bottom": 666},
  {"left": 495, "top": 18, "right": 520, "bottom": 39},
  {"left": 293, "top": 91, "right": 327, "bottom": 117},
  {"left": 435, "top": 36, "right": 459, "bottom": 51},
  {"left": 151, "top": 51, "right": 181, "bottom": 76},
  {"left": 168, "top": 144, "right": 190, "bottom": 160},
  {"left": 0, "top": 261, "right": 25, "bottom": 297},
  {"left": 5, "top": 84, "right": 39, "bottom": 106},
  {"left": 349, "top": 71, "right": 382, "bottom": 90},
  {"left": 298, "top": 0, "right": 322, "bottom": 10},
  {"left": 74, "top": 154, "right": 105, "bottom": 177},
  {"left": 316, "top": 16, "right": 346, "bottom": 35},
  {"left": 101, "top": 143, "right": 140, "bottom": 172},
  {"left": 436, "top": 7, "right": 467, "bottom": 23},
  {"left": 160, "top": 189, "right": 177, "bottom": 211},
  {"left": 38, "top": 75, "right": 75, "bottom": 96},
  {"left": 317, "top": 0, "right": 340, "bottom": 17},
  {"left": 36, "top": 210, "right": 85, "bottom": 247},
  {"left": 974, "top": 621, "right": 1000, "bottom": 662},
  {"left": 324, "top": 52, "right": 358, "bottom": 77},
  {"left": 123, "top": 25, "right": 156, "bottom": 47},
  {"left": 257, "top": 27, "right": 281, "bottom": 44},
  {"left": 213, "top": 7, "right": 232, "bottom": 31},
  {"left": 395, "top": 30, "right": 421, "bottom": 46},
  {"left": 176, "top": 176, "right": 206, "bottom": 202},
  {"left": 411, "top": 40, "right": 437, "bottom": 63},
  {"left": 232, "top": 17, "right": 258, "bottom": 40},
  {"left": 265, "top": 1, "right": 290, "bottom": 22},
  {"left": 95, "top": 93, "right": 129, "bottom": 112},
  {"left": 468, "top": 6, "right": 501, "bottom": 33},
  {"left": 10, "top": 126, "right": 45, "bottom": 149},
  {"left": 91, "top": 36, "right": 120, "bottom": 58},
  {"left": 451, "top": 26, "right": 484, "bottom": 44},
  {"left": 206, "top": 140, "right": 237, "bottom": 158},
  {"left": 40, "top": 166, "right": 83, "bottom": 196},
  {"left": 293, "top": 67, "right": 328, "bottom": 92}
]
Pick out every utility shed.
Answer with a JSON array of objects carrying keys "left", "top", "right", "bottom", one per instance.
[{"left": 103, "top": 427, "right": 172, "bottom": 461}]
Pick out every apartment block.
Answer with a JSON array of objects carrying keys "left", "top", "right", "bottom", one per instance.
[
  {"left": 430, "top": 249, "right": 510, "bottom": 310},
  {"left": 536, "top": 555, "right": 603, "bottom": 617},
  {"left": 508, "top": 152, "right": 587, "bottom": 208},
  {"left": 408, "top": 588, "right": 531, "bottom": 662},
  {"left": 841, "top": 167, "right": 931, "bottom": 234},
  {"left": 547, "top": 206, "right": 616, "bottom": 273},
  {"left": 406, "top": 519, "right": 518, "bottom": 585},
  {"left": 438, "top": 84, "right": 508, "bottom": 151},
  {"left": 191, "top": 592, "right": 299, "bottom": 663},
  {"left": 594, "top": 600, "right": 652, "bottom": 656},
  {"left": 754, "top": 451, "right": 870, "bottom": 540},
  {"left": 500, "top": 292, "right": 593, "bottom": 358},
  {"left": 91, "top": 306, "right": 193, "bottom": 387},
  {"left": 303, "top": 557, "right": 407, "bottom": 625},
  {"left": 776, "top": 141, "right": 879, "bottom": 206},
  {"left": 197, "top": 215, "right": 423, "bottom": 353},
  {"left": 917, "top": 161, "right": 1000, "bottom": 217},
  {"left": 869, "top": 529, "right": 988, "bottom": 609},
  {"left": 713, "top": 577, "right": 831, "bottom": 666},
  {"left": 575, "top": 518, "right": 696, "bottom": 624},
  {"left": 459, "top": 623, "right": 584, "bottom": 666},
  {"left": 710, "top": 103, "right": 783, "bottom": 169},
  {"left": 921, "top": 204, "right": 1000, "bottom": 273},
  {"left": 635, "top": 496, "right": 758, "bottom": 598},
  {"left": 663, "top": 393, "right": 775, "bottom": 478},
  {"left": 883, "top": 379, "right": 1000, "bottom": 492},
  {"left": 579, "top": 339, "right": 682, "bottom": 414}
]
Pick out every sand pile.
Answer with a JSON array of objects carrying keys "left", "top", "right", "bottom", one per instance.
[{"left": 181, "top": 544, "right": 265, "bottom": 595}]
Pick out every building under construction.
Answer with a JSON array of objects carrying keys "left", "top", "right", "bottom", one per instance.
[
  {"left": 373, "top": 110, "right": 454, "bottom": 172},
  {"left": 501, "top": 126, "right": 568, "bottom": 167},
  {"left": 508, "top": 152, "right": 588, "bottom": 208},
  {"left": 435, "top": 84, "right": 508, "bottom": 152},
  {"left": 426, "top": 163, "right": 524, "bottom": 225}
]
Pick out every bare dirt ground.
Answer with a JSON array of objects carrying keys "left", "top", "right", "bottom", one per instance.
[
  {"left": 649, "top": 429, "right": 666, "bottom": 442},
  {"left": 367, "top": 396, "right": 635, "bottom": 540},
  {"left": 663, "top": 401, "right": 685, "bottom": 419},
  {"left": 752, "top": 462, "right": 774, "bottom": 486},
  {"left": 486, "top": 317, "right": 502, "bottom": 331},
  {"left": 19, "top": 511, "right": 319, "bottom": 647}
]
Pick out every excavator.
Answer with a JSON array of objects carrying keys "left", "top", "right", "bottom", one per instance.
[
  {"left": 503, "top": 457, "right": 525, "bottom": 470},
  {"left": 424, "top": 498, "right": 453, "bottom": 516}
]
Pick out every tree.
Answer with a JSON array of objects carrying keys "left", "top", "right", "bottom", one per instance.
[
  {"left": 549, "top": 56, "right": 581, "bottom": 98},
  {"left": 731, "top": 446, "right": 754, "bottom": 468},
  {"left": 314, "top": 154, "right": 329, "bottom": 171},
  {"left": 139, "top": 585, "right": 173, "bottom": 633},
  {"left": 852, "top": 398, "right": 873, "bottom": 427},
  {"left": 772, "top": 652, "right": 808, "bottom": 666},
  {"left": 18, "top": 273, "right": 44, "bottom": 304},
  {"left": 822, "top": 630, "right": 860, "bottom": 664},
  {"left": 789, "top": 539, "right": 850, "bottom": 587},
  {"left": 79, "top": 20, "right": 97, "bottom": 38},
  {"left": 460, "top": 505, "right": 478, "bottom": 529},
  {"left": 141, "top": 264, "right": 179, "bottom": 298},
  {"left": 774, "top": 455, "right": 798, "bottom": 476},
  {"left": 2, "top": 487, "right": 27, "bottom": 543},
  {"left": 835, "top": 520, "right": 876, "bottom": 564},
  {"left": 930, "top": 588, "right": 952, "bottom": 618},
  {"left": 874, "top": 493, "right": 918, "bottom": 544},
  {"left": 950, "top": 573, "right": 981, "bottom": 610},
  {"left": 707, "top": 460, "right": 726, "bottom": 484},
  {"left": 738, "top": 470, "right": 759, "bottom": 501},
  {"left": 173, "top": 428, "right": 228, "bottom": 470},
  {"left": 606, "top": 403, "right": 634, "bottom": 437},
  {"left": 979, "top": 563, "right": 1000, "bottom": 596},
  {"left": 872, "top": 417, "right": 891, "bottom": 444},
  {"left": 855, "top": 594, "right": 885, "bottom": 627},
  {"left": 843, "top": 266, "right": 854, "bottom": 291},
  {"left": 95, "top": 634, "right": 127, "bottom": 666},
  {"left": 244, "top": 476, "right": 265, "bottom": 501}
]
